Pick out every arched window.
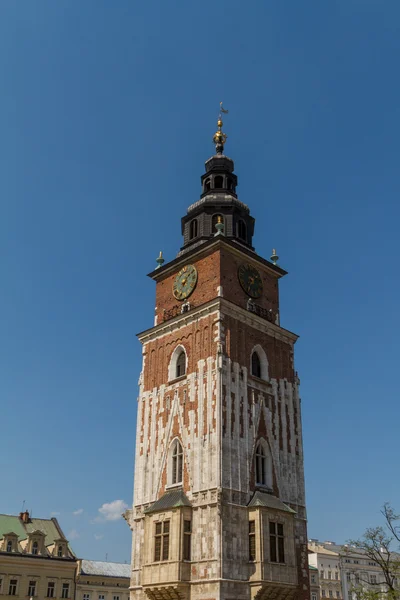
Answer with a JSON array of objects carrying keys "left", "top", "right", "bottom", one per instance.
[
  {"left": 255, "top": 441, "right": 272, "bottom": 488},
  {"left": 176, "top": 351, "right": 186, "bottom": 378},
  {"left": 250, "top": 345, "right": 269, "bottom": 381},
  {"left": 251, "top": 352, "right": 261, "bottom": 378},
  {"left": 32, "top": 541, "right": 38, "bottom": 555},
  {"left": 189, "top": 219, "right": 198, "bottom": 240},
  {"left": 171, "top": 439, "right": 183, "bottom": 485},
  {"left": 169, "top": 346, "right": 187, "bottom": 381},
  {"left": 212, "top": 214, "right": 223, "bottom": 233},
  {"left": 204, "top": 178, "right": 211, "bottom": 192},
  {"left": 6, "top": 540, "right": 12, "bottom": 552},
  {"left": 214, "top": 175, "right": 223, "bottom": 189},
  {"left": 57, "top": 545, "right": 63, "bottom": 557},
  {"left": 227, "top": 177, "right": 232, "bottom": 190},
  {"left": 238, "top": 220, "right": 247, "bottom": 241}
]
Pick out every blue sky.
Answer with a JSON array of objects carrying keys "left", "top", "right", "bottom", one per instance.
[{"left": 1, "top": 1, "right": 400, "bottom": 563}]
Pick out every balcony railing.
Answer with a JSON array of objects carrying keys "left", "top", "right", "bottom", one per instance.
[
  {"left": 163, "top": 302, "right": 192, "bottom": 322},
  {"left": 247, "top": 299, "right": 278, "bottom": 324}
]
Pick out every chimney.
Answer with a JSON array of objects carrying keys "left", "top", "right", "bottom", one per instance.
[{"left": 20, "top": 510, "right": 30, "bottom": 523}]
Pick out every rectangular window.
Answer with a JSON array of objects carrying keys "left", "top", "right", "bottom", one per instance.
[
  {"left": 355, "top": 575, "right": 360, "bottom": 585},
  {"left": 312, "top": 594, "right": 317, "bottom": 600},
  {"left": 62, "top": 583, "right": 70, "bottom": 599},
  {"left": 249, "top": 520, "right": 256, "bottom": 561},
  {"left": 269, "top": 522, "right": 284, "bottom": 563},
  {"left": 83, "top": 595, "right": 90, "bottom": 600},
  {"left": 98, "top": 595, "right": 105, "bottom": 600},
  {"left": 335, "top": 572, "right": 339, "bottom": 580},
  {"left": 370, "top": 575, "right": 377, "bottom": 584},
  {"left": 113, "top": 597, "right": 120, "bottom": 600},
  {"left": 311, "top": 574, "right": 316, "bottom": 584},
  {"left": 321, "top": 571, "right": 325, "bottom": 580},
  {"left": 154, "top": 520, "right": 170, "bottom": 562},
  {"left": 322, "top": 590, "right": 326, "bottom": 597},
  {"left": 336, "top": 592, "right": 340, "bottom": 598},
  {"left": 9, "top": 580, "right": 17, "bottom": 596},
  {"left": 329, "top": 591, "right": 333, "bottom": 598},
  {"left": 183, "top": 520, "right": 191, "bottom": 561},
  {"left": 28, "top": 581, "right": 37, "bottom": 597},
  {"left": 328, "top": 571, "right": 332, "bottom": 580},
  {"left": 47, "top": 582, "right": 55, "bottom": 598},
  {"left": 347, "top": 574, "right": 351, "bottom": 582}
]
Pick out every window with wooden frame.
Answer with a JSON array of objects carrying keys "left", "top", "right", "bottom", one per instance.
[
  {"left": 183, "top": 520, "right": 191, "bottom": 560},
  {"left": 28, "top": 580, "right": 37, "bottom": 597},
  {"left": 9, "top": 580, "right": 18, "bottom": 596},
  {"left": 269, "top": 522, "right": 285, "bottom": 563},
  {"left": 47, "top": 582, "right": 55, "bottom": 598},
  {"left": 249, "top": 520, "right": 256, "bottom": 561},
  {"left": 154, "top": 520, "right": 170, "bottom": 562}
]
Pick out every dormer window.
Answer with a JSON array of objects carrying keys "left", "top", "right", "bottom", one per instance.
[
  {"left": 32, "top": 541, "right": 38, "bottom": 555},
  {"left": 57, "top": 545, "right": 63, "bottom": 557},
  {"left": 6, "top": 540, "right": 12, "bottom": 552}
]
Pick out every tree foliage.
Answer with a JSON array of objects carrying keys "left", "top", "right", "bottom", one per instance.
[{"left": 345, "top": 504, "right": 400, "bottom": 600}]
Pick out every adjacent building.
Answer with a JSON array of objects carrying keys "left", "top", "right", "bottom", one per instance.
[
  {"left": 125, "top": 114, "right": 310, "bottom": 600},
  {"left": 308, "top": 541, "right": 343, "bottom": 600},
  {"left": 0, "top": 511, "right": 76, "bottom": 599},
  {"left": 76, "top": 560, "right": 130, "bottom": 600},
  {"left": 309, "top": 565, "right": 321, "bottom": 600}
]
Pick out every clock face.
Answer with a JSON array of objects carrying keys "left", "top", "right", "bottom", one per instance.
[
  {"left": 173, "top": 264, "right": 198, "bottom": 301},
  {"left": 238, "top": 263, "right": 263, "bottom": 298}
]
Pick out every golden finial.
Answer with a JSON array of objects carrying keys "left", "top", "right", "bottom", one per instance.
[{"left": 213, "top": 102, "right": 228, "bottom": 154}]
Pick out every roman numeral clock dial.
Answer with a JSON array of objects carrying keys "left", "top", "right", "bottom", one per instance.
[
  {"left": 172, "top": 264, "right": 198, "bottom": 301},
  {"left": 238, "top": 263, "right": 263, "bottom": 298}
]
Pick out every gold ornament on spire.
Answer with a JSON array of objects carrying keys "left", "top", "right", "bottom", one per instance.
[{"left": 213, "top": 102, "right": 228, "bottom": 154}]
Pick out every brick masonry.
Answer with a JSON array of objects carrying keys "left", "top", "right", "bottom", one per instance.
[{"left": 128, "top": 240, "right": 310, "bottom": 600}]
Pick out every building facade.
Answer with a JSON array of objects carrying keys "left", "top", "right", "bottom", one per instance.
[
  {"left": 76, "top": 560, "right": 130, "bottom": 600},
  {"left": 309, "top": 565, "right": 321, "bottom": 600},
  {"left": 125, "top": 116, "right": 309, "bottom": 600},
  {"left": 308, "top": 542, "right": 343, "bottom": 600},
  {"left": 309, "top": 541, "right": 395, "bottom": 600},
  {"left": 0, "top": 511, "right": 76, "bottom": 600}
]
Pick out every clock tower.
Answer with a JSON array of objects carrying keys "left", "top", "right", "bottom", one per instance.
[{"left": 125, "top": 113, "right": 309, "bottom": 600}]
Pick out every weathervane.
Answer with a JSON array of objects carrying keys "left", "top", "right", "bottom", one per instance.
[{"left": 213, "top": 101, "right": 228, "bottom": 154}]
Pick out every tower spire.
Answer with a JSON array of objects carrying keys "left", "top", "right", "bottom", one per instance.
[{"left": 213, "top": 102, "right": 228, "bottom": 154}]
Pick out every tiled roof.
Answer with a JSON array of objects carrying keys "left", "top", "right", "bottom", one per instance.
[
  {"left": 144, "top": 489, "right": 191, "bottom": 514},
  {"left": 80, "top": 560, "right": 130, "bottom": 578},
  {"left": 0, "top": 514, "right": 66, "bottom": 545},
  {"left": 0, "top": 513, "right": 76, "bottom": 558},
  {"left": 247, "top": 491, "right": 296, "bottom": 513}
]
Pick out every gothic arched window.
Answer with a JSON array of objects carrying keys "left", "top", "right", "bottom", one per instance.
[
  {"left": 251, "top": 352, "right": 261, "bottom": 378},
  {"left": 238, "top": 219, "right": 247, "bottom": 241},
  {"left": 6, "top": 540, "right": 12, "bottom": 552},
  {"left": 176, "top": 351, "right": 186, "bottom": 378},
  {"left": 171, "top": 439, "right": 183, "bottom": 485},
  {"left": 204, "top": 178, "right": 211, "bottom": 192},
  {"left": 32, "top": 541, "right": 38, "bottom": 555},
  {"left": 255, "top": 441, "right": 272, "bottom": 488},
  {"left": 189, "top": 219, "right": 198, "bottom": 240},
  {"left": 214, "top": 175, "right": 223, "bottom": 189}
]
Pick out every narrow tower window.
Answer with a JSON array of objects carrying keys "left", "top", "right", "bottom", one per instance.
[
  {"left": 214, "top": 175, "right": 223, "bottom": 188},
  {"left": 189, "top": 219, "right": 198, "bottom": 240},
  {"left": 249, "top": 521, "right": 256, "bottom": 561},
  {"left": 238, "top": 219, "right": 247, "bottom": 241},
  {"left": 176, "top": 351, "right": 186, "bottom": 377},
  {"left": 204, "top": 178, "right": 211, "bottom": 192},
  {"left": 251, "top": 352, "right": 261, "bottom": 378},
  {"left": 171, "top": 439, "right": 183, "bottom": 484},
  {"left": 255, "top": 443, "right": 266, "bottom": 485},
  {"left": 183, "top": 520, "right": 192, "bottom": 560}
]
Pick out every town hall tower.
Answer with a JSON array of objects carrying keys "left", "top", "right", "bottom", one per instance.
[{"left": 125, "top": 113, "right": 309, "bottom": 600}]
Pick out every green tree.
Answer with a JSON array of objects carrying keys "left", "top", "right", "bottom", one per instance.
[{"left": 345, "top": 504, "right": 400, "bottom": 600}]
